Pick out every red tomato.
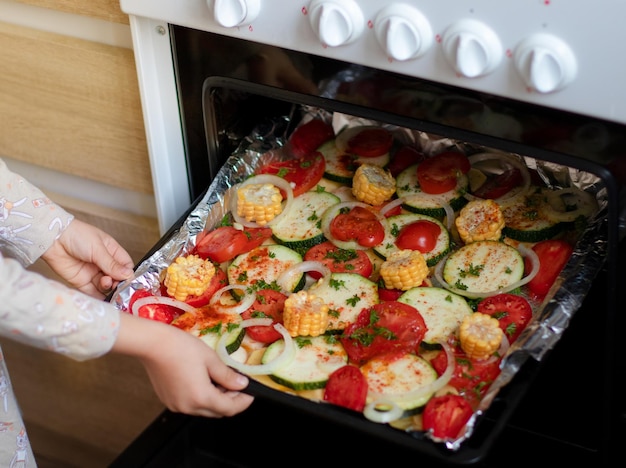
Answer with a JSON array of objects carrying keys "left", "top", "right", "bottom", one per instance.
[
  {"left": 329, "top": 206, "right": 385, "bottom": 248},
  {"left": 182, "top": 268, "right": 228, "bottom": 308},
  {"left": 395, "top": 220, "right": 441, "bottom": 253},
  {"left": 303, "top": 241, "right": 373, "bottom": 279},
  {"left": 377, "top": 287, "right": 403, "bottom": 302},
  {"left": 258, "top": 151, "right": 326, "bottom": 197},
  {"left": 240, "top": 289, "right": 287, "bottom": 344},
  {"left": 386, "top": 145, "right": 426, "bottom": 177},
  {"left": 430, "top": 339, "right": 501, "bottom": 409},
  {"left": 422, "top": 394, "right": 474, "bottom": 439},
  {"left": 472, "top": 167, "right": 523, "bottom": 200},
  {"left": 288, "top": 119, "right": 335, "bottom": 158},
  {"left": 477, "top": 293, "right": 532, "bottom": 343},
  {"left": 323, "top": 365, "right": 368, "bottom": 412},
  {"left": 525, "top": 239, "right": 574, "bottom": 299},
  {"left": 128, "top": 289, "right": 182, "bottom": 324},
  {"left": 194, "top": 226, "right": 272, "bottom": 264},
  {"left": 416, "top": 151, "right": 471, "bottom": 194},
  {"left": 347, "top": 127, "right": 394, "bottom": 157},
  {"left": 340, "top": 301, "right": 427, "bottom": 365}
]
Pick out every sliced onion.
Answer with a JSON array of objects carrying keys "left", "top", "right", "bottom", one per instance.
[
  {"left": 209, "top": 284, "right": 256, "bottom": 315},
  {"left": 379, "top": 197, "right": 405, "bottom": 217},
  {"left": 230, "top": 174, "right": 295, "bottom": 228},
  {"left": 363, "top": 399, "right": 405, "bottom": 424},
  {"left": 131, "top": 295, "right": 197, "bottom": 317},
  {"left": 320, "top": 201, "right": 387, "bottom": 251},
  {"left": 276, "top": 260, "right": 332, "bottom": 293},
  {"left": 434, "top": 244, "right": 540, "bottom": 299},
  {"left": 216, "top": 319, "right": 296, "bottom": 375},
  {"left": 543, "top": 187, "right": 598, "bottom": 222},
  {"left": 367, "top": 341, "right": 455, "bottom": 406},
  {"left": 464, "top": 153, "right": 531, "bottom": 205}
]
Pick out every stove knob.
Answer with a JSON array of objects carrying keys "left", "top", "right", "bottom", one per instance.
[
  {"left": 513, "top": 33, "right": 577, "bottom": 93},
  {"left": 212, "top": 0, "right": 261, "bottom": 28},
  {"left": 442, "top": 19, "right": 503, "bottom": 78},
  {"left": 374, "top": 4, "right": 433, "bottom": 61},
  {"left": 308, "top": 0, "right": 365, "bottom": 47}
]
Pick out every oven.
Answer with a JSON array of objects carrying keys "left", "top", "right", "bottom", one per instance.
[{"left": 112, "top": 1, "right": 625, "bottom": 466}]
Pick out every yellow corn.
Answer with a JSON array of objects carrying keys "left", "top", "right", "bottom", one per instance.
[
  {"left": 237, "top": 183, "right": 283, "bottom": 225},
  {"left": 379, "top": 249, "right": 428, "bottom": 291},
  {"left": 459, "top": 313, "right": 502, "bottom": 361},
  {"left": 283, "top": 290, "right": 329, "bottom": 337},
  {"left": 455, "top": 199, "right": 505, "bottom": 244},
  {"left": 164, "top": 254, "right": 216, "bottom": 302},
  {"left": 352, "top": 163, "right": 396, "bottom": 206}
]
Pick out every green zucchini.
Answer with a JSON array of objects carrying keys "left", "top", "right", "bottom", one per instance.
[
  {"left": 373, "top": 213, "right": 451, "bottom": 266},
  {"left": 442, "top": 240, "right": 524, "bottom": 297},
  {"left": 271, "top": 190, "right": 340, "bottom": 255},
  {"left": 227, "top": 244, "right": 305, "bottom": 293},
  {"left": 501, "top": 187, "right": 565, "bottom": 242},
  {"left": 307, "top": 272, "right": 379, "bottom": 332},
  {"left": 398, "top": 287, "right": 472, "bottom": 347},
  {"left": 361, "top": 352, "right": 438, "bottom": 413},
  {"left": 319, "top": 139, "right": 390, "bottom": 185},
  {"left": 193, "top": 315, "right": 245, "bottom": 354},
  {"left": 396, "top": 164, "right": 468, "bottom": 217},
  {"left": 262, "top": 335, "right": 348, "bottom": 391}
]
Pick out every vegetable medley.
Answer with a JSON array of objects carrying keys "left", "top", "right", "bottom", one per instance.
[{"left": 122, "top": 118, "right": 598, "bottom": 445}]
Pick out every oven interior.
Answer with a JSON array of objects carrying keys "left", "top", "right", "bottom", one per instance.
[{"left": 112, "top": 24, "right": 625, "bottom": 466}]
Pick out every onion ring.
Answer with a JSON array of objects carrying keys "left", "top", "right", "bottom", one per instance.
[
  {"left": 230, "top": 174, "right": 295, "bottom": 228},
  {"left": 363, "top": 399, "right": 405, "bottom": 424},
  {"left": 216, "top": 319, "right": 296, "bottom": 375},
  {"left": 464, "top": 153, "right": 531, "bottom": 205},
  {"left": 131, "top": 295, "right": 197, "bottom": 317},
  {"left": 320, "top": 201, "right": 387, "bottom": 251},
  {"left": 434, "top": 244, "right": 540, "bottom": 299},
  {"left": 209, "top": 284, "right": 256, "bottom": 315},
  {"left": 276, "top": 260, "right": 332, "bottom": 293}
]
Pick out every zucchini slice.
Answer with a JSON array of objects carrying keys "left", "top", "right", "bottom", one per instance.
[
  {"left": 396, "top": 164, "right": 468, "bottom": 217},
  {"left": 373, "top": 213, "right": 451, "bottom": 266},
  {"left": 501, "top": 187, "right": 565, "bottom": 242},
  {"left": 175, "top": 312, "right": 245, "bottom": 354},
  {"left": 271, "top": 190, "right": 340, "bottom": 254},
  {"left": 319, "top": 139, "right": 390, "bottom": 185},
  {"left": 361, "top": 353, "right": 438, "bottom": 413},
  {"left": 398, "top": 287, "right": 472, "bottom": 347},
  {"left": 307, "top": 272, "right": 379, "bottom": 332},
  {"left": 442, "top": 240, "right": 524, "bottom": 297},
  {"left": 262, "top": 335, "right": 348, "bottom": 391}
]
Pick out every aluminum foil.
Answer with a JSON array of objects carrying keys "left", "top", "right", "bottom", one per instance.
[{"left": 110, "top": 107, "right": 609, "bottom": 452}]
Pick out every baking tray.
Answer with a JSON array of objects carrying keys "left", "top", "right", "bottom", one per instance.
[{"left": 111, "top": 79, "right": 612, "bottom": 464}]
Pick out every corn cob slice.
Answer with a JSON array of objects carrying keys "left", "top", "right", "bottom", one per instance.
[
  {"left": 282, "top": 290, "right": 329, "bottom": 337},
  {"left": 455, "top": 199, "right": 505, "bottom": 244},
  {"left": 459, "top": 312, "right": 503, "bottom": 360},
  {"left": 237, "top": 182, "right": 283, "bottom": 225},
  {"left": 352, "top": 163, "right": 396, "bottom": 206},
  {"left": 379, "top": 249, "right": 428, "bottom": 291},
  {"left": 164, "top": 254, "right": 216, "bottom": 302}
]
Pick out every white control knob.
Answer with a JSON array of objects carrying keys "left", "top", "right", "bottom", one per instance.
[
  {"left": 374, "top": 4, "right": 433, "bottom": 61},
  {"left": 442, "top": 19, "right": 503, "bottom": 78},
  {"left": 212, "top": 0, "right": 261, "bottom": 28},
  {"left": 308, "top": 0, "right": 365, "bottom": 47},
  {"left": 513, "top": 33, "right": 577, "bottom": 93}
]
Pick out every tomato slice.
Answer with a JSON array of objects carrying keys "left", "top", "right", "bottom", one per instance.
[
  {"left": 472, "top": 167, "right": 523, "bottom": 199},
  {"left": 347, "top": 127, "right": 394, "bottom": 157},
  {"left": 329, "top": 206, "right": 385, "bottom": 248},
  {"left": 377, "top": 287, "right": 403, "bottom": 302},
  {"left": 395, "top": 220, "right": 442, "bottom": 253},
  {"left": 340, "top": 301, "right": 427, "bottom": 365},
  {"left": 128, "top": 289, "right": 183, "bottom": 324},
  {"left": 182, "top": 268, "right": 228, "bottom": 308},
  {"left": 323, "top": 365, "right": 368, "bottom": 412},
  {"left": 258, "top": 151, "right": 326, "bottom": 197},
  {"left": 240, "top": 289, "right": 287, "bottom": 344},
  {"left": 194, "top": 226, "right": 272, "bottom": 264},
  {"left": 416, "top": 151, "right": 471, "bottom": 194},
  {"left": 422, "top": 394, "right": 474, "bottom": 439},
  {"left": 303, "top": 241, "right": 373, "bottom": 279},
  {"left": 386, "top": 145, "right": 426, "bottom": 177},
  {"left": 476, "top": 293, "right": 532, "bottom": 343},
  {"left": 288, "top": 119, "right": 335, "bottom": 158},
  {"left": 525, "top": 239, "right": 574, "bottom": 299}
]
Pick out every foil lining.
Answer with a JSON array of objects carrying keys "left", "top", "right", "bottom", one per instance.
[{"left": 111, "top": 108, "right": 609, "bottom": 452}]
